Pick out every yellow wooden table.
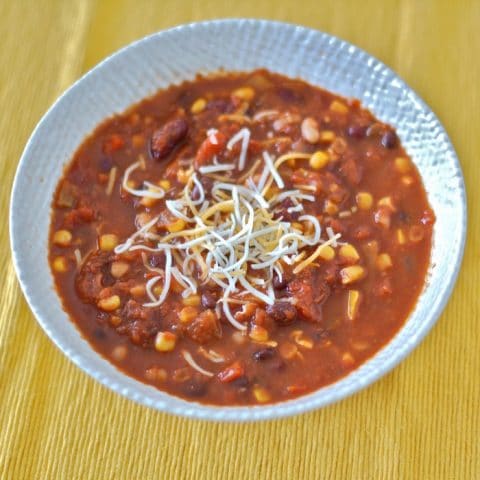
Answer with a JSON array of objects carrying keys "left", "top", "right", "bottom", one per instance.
[{"left": 1, "top": 1, "right": 478, "bottom": 478}]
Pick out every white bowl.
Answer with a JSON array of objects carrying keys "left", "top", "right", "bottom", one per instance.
[{"left": 10, "top": 19, "right": 466, "bottom": 421}]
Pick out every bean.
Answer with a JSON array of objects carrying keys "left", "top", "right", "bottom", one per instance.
[
  {"left": 381, "top": 130, "right": 398, "bottom": 149},
  {"left": 272, "top": 274, "right": 287, "bottom": 290},
  {"left": 150, "top": 117, "right": 189, "bottom": 160},
  {"left": 301, "top": 117, "right": 320, "bottom": 143},
  {"left": 231, "top": 376, "right": 250, "bottom": 388},
  {"left": 266, "top": 302, "right": 297, "bottom": 326},
  {"left": 347, "top": 124, "right": 367, "bottom": 139},
  {"left": 182, "top": 379, "right": 208, "bottom": 397},
  {"left": 201, "top": 291, "right": 217, "bottom": 309},
  {"left": 253, "top": 347, "right": 276, "bottom": 361}
]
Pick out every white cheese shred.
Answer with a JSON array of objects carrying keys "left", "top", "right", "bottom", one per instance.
[
  {"left": 182, "top": 350, "right": 214, "bottom": 377},
  {"left": 113, "top": 129, "right": 340, "bottom": 322}
]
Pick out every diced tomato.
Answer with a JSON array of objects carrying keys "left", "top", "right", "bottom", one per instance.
[
  {"left": 103, "top": 134, "right": 125, "bottom": 154},
  {"left": 194, "top": 131, "right": 227, "bottom": 168},
  {"left": 63, "top": 206, "right": 95, "bottom": 228},
  {"left": 286, "top": 384, "right": 307, "bottom": 394},
  {"left": 218, "top": 361, "right": 244, "bottom": 383}
]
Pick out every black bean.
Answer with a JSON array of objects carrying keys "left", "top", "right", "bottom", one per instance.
[
  {"left": 182, "top": 379, "right": 208, "bottom": 397},
  {"left": 381, "top": 130, "right": 398, "bottom": 149},
  {"left": 99, "top": 157, "right": 113, "bottom": 172},
  {"left": 231, "top": 376, "right": 250, "bottom": 388},
  {"left": 201, "top": 291, "right": 217, "bottom": 309},
  {"left": 276, "top": 87, "right": 304, "bottom": 104},
  {"left": 346, "top": 124, "right": 367, "bottom": 139},
  {"left": 397, "top": 210, "right": 410, "bottom": 223},
  {"left": 93, "top": 328, "right": 107, "bottom": 340},
  {"left": 253, "top": 347, "right": 276, "bottom": 361},
  {"left": 149, "top": 254, "right": 164, "bottom": 268}
]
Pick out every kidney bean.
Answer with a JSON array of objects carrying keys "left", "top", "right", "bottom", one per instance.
[
  {"left": 347, "top": 124, "right": 367, "bottom": 139},
  {"left": 272, "top": 274, "right": 287, "bottom": 290},
  {"left": 150, "top": 117, "right": 188, "bottom": 160}
]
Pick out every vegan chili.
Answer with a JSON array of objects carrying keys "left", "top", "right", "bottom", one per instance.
[{"left": 49, "top": 69, "right": 435, "bottom": 405}]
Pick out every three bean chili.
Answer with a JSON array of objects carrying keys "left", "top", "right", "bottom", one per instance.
[{"left": 49, "top": 70, "right": 435, "bottom": 405}]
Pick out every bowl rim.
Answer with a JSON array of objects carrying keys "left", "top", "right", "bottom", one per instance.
[{"left": 10, "top": 18, "right": 467, "bottom": 422}]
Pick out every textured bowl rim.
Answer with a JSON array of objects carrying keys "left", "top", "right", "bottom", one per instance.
[{"left": 10, "top": 18, "right": 467, "bottom": 422}]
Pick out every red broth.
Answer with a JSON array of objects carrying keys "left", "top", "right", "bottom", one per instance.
[{"left": 49, "top": 70, "right": 434, "bottom": 405}]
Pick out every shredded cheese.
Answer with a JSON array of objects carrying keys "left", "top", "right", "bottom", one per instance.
[
  {"left": 114, "top": 131, "right": 340, "bottom": 329},
  {"left": 182, "top": 350, "right": 214, "bottom": 377}
]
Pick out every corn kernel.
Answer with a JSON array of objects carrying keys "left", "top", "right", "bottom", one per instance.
[
  {"left": 53, "top": 229, "right": 72, "bottom": 247},
  {"left": 231, "top": 331, "right": 248, "bottom": 345},
  {"left": 167, "top": 218, "right": 186, "bottom": 233},
  {"left": 279, "top": 342, "right": 299, "bottom": 360},
  {"left": 249, "top": 325, "right": 269, "bottom": 343},
  {"left": 110, "top": 315, "right": 122, "bottom": 327},
  {"left": 377, "top": 196, "right": 396, "bottom": 211},
  {"left": 319, "top": 130, "right": 336, "bottom": 143},
  {"left": 99, "top": 234, "right": 119, "bottom": 252},
  {"left": 342, "top": 351, "right": 355, "bottom": 366},
  {"left": 154, "top": 331, "right": 177, "bottom": 352},
  {"left": 98, "top": 295, "right": 121, "bottom": 312},
  {"left": 182, "top": 294, "right": 200, "bottom": 307},
  {"left": 409, "top": 225, "right": 424, "bottom": 242},
  {"left": 232, "top": 86, "right": 255, "bottom": 101},
  {"left": 178, "top": 306, "right": 198, "bottom": 324},
  {"left": 309, "top": 151, "right": 329, "bottom": 170},
  {"left": 130, "top": 284, "right": 146, "bottom": 297},
  {"left": 140, "top": 196, "right": 156, "bottom": 207},
  {"left": 318, "top": 245, "right": 335, "bottom": 261},
  {"left": 339, "top": 244, "right": 360, "bottom": 263},
  {"left": 376, "top": 253, "right": 393, "bottom": 271},
  {"left": 330, "top": 100, "right": 348, "bottom": 113},
  {"left": 340, "top": 265, "right": 366, "bottom": 284},
  {"left": 324, "top": 199, "right": 338, "bottom": 215},
  {"left": 145, "top": 367, "right": 167, "bottom": 382},
  {"left": 396, "top": 228, "right": 406, "bottom": 245},
  {"left": 153, "top": 284, "right": 163, "bottom": 297},
  {"left": 177, "top": 168, "right": 192, "bottom": 184},
  {"left": 253, "top": 386, "right": 271, "bottom": 403},
  {"left": 402, "top": 175, "right": 414, "bottom": 186},
  {"left": 356, "top": 192, "right": 373, "bottom": 210},
  {"left": 111, "top": 345, "right": 128, "bottom": 361},
  {"left": 190, "top": 98, "right": 207, "bottom": 114},
  {"left": 291, "top": 330, "right": 313, "bottom": 349},
  {"left": 158, "top": 179, "right": 171, "bottom": 190},
  {"left": 347, "top": 290, "right": 361, "bottom": 320},
  {"left": 287, "top": 157, "right": 297, "bottom": 168},
  {"left": 264, "top": 185, "right": 280, "bottom": 200},
  {"left": 53, "top": 256, "right": 68, "bottom": 272},
  {"left": 394, "top": 156, "right": 411, "bottom": 173},
  {"left": 132, "top": 134, "right": 145, "bottom": 148},
  {"left": 291, "top": 222, "right": 304, "bottom": 232},
  {"left": 111, "top": 261, "right": 129, "bottom": 278}
]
